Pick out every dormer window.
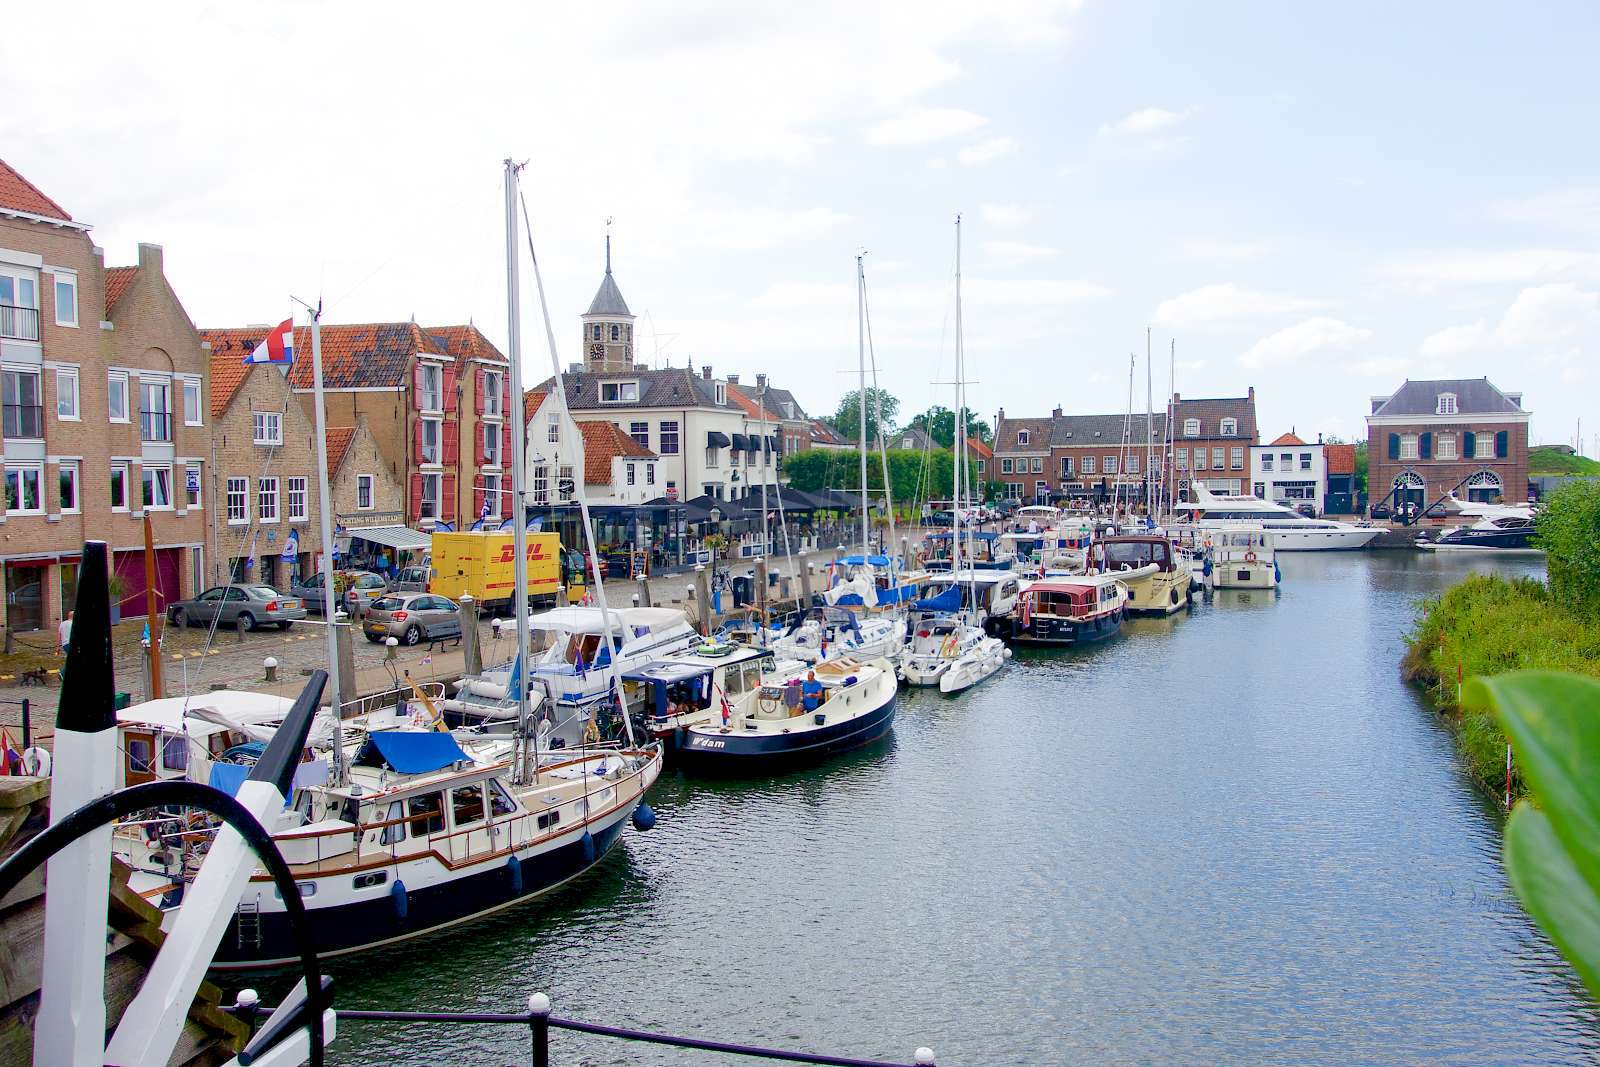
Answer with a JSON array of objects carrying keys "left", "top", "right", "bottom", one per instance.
[
  {"left": 714, "top": 383, "right": 727, "bottom": 405},
  {"left": 1183, "top": 418, "right": 1200, "bottom": 436},
  {"left": 1017, "top": 430, "right": 1030, "bottom": 446},
  {"left": 1437, "top": 393, "right": 1458, "bottom": 415},
  {"left": 600, "top": 380, "right": 639, "bottom": 404},
  {"left": 1220, "top": 418, "right": 1237, "bottom": 437}
]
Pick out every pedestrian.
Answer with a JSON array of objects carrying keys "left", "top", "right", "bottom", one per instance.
[
  {"left": 57, "top": 610, "right": 72, "bottom": 655},
  {"left": 802, "top": 670, "right": 823, "bottom": 712}
]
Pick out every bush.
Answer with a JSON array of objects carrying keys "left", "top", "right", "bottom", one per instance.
[
  {"left": 1537, "top": 480, "right": 1600, "bottom": 620},
  {"left": 1405, "top": 574, "right": 1600, "bottom": 797}
]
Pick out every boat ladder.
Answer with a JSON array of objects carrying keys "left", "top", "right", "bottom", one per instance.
[{"left": 235, "top": 894, "right": 262, "bottom": 951}]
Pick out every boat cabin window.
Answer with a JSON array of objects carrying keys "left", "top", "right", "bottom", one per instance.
[
  {"left": 338, "top": 797, "right": 360, "bottom": 825},
  {"left": 451, "top": 784, "right": 486, "bottom": 828},
  {"left": 1101, "top": 585, "right": 1118, "bottom": 604},
  {"left": 160, "top": 732, "right": 188, "bottom": 772},
  {"left": 488, "top": 779, "right": 518, "bottom": 818},
  {"left": 379, "top": 799, "right": 406, "bottom": 844},
  {"left": 537, "top": 809, "right": 562, "bottom": 831},
  {"left": 1102, "top": 541, "right": 1157, "bottom": 568},
  {"left": 665, "top": 677, "right": 711, "bottom": 712},
  {"left": 722, "top": 659, "right": 764, "bottom": 698},
  {"left": 407, "top": 791, "right": 446, "bottom": 836},
  {"left": 565, "top": 634, "right": 603, "bottom": 667},
  {"left": 126, "top": 736, "right": 154, "bottom": 776}
]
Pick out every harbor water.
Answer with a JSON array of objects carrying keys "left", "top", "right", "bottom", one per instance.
[{"left": 326, "top": 550, "right": 1597, "bottom": 1065}]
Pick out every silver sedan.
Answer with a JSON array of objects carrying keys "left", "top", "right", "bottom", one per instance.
[
  {"left": 363, "top": 593, "right": 462, "bottom": 646},
  {"left": 167, "top": 585, "right": 307, "bottom": 631}
]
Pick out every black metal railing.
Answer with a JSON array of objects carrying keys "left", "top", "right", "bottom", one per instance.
[
  {"left": 140, "top": 408, "right": 173, "bottom": 442},
  {"left": 2, "top": 403, "right": 42, "bottom": 439},
  {"left": 232, "top": 994, "right": 937, "bottom": 1067},
  {"left": 0, "top": 303, "right": 39, "bottom": 341}
]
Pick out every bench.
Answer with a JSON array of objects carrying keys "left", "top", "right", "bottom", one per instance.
[{"left": 426, "top": 632, "right": 462, "bottom": 654}]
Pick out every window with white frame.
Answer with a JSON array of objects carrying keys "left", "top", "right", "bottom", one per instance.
[
  {"left": 53, "top": 272, "right": 77, "bottom": 327},
  {"left": 1031, "top": 457, "right": 1043, "bottom": 473},
  {"left": 111, "top": 462, "right": 130, "bottom": 511},
  {"left": 1176, "top": 448, "right": 1188, "bottom": 469},
  {"left": 482, "top": 423, "right": 501, "bottom": 467},
  {"left": 3, "top": 369, "right": 42, "bottom": 439},
  {"left": 1183, "top": 418, "right": 1200, "bottom": 436},
  {"left": 1474, "top": 433, "right": 1495, "bottom": 459},
  {"left": 1035, "top": 480, "right": 1048, "bottom": 498},
  {"left": 253, "top": 410, "right": 282, "bottom": 445},
  {"left": 713, "top": 383, "right": 726, "bottom": 406},
  {"left": 183, "top": 378, "right": 203, "bottom": 425},
  {"left": 705, "top": 446, "right": 719, "bottom": 468},
  {"left": 1001, "top": 458, "right": 1014, "bottom": 474},
  {"left": 1006, "top": 483, "right": 1023, "bottom": 500},
  {"left": 646, "top": 463, "right": 656, "bottom": 485},
  {"left": 141, "top": 464, "right": 173, "bottom": 511},
  {"left": 482, "top": 370, "right": 503, "bottom": 416},
  {"left": 1437, "top": 393, "right": 1458, "bottom": 415},
  {"left": 185, "top": 464, "right": 202, "bottom": 509},
  {"left": 287, "top": 477, "right": 308, "bottom": 521},
  {"left": 227, "top": 477, "right": 248, "bottom": 524},
  {"left": 58, "top": 461, "right": 80, "bottom": 513},
  {"left": 629, "top": 421, "right": 649, "bottom": 448},
  {"left": 419, "top": 472, "right": 441, "bottom": 518},
  {"left": 1016, "top": 430, "right": 1030, "bottom": 446},
  {"left": 1261, "top": 453, "right": 1274, "bottom": 471},
  {"left": 1212, "top": 447, "right": 1225, "bottom": 470},
  {"left": 139, "top": 378, "right": 171, "bottom": 442},
  {"left": 1231, "top": 447, "right": 1245, "bottom": 470},
  {"left": 107, "top": 371, "right": 129, "bottom": 422},
  {"left": 659, "top": 420, "right": 679, "bottom": 455},
  {"left": 626, "top": 462, "right": 636, "bottom": 486},
  {"left": 557, "top": 465, "right": 574, "bottom": 502},
  {"left": 532, "top": 465, "right": 549, "bottom": 506},
  {"left": 258, "top": 476, "right": 279, "bottom": 522},
  {"left": 418, "top": 363, "right": 443, "bottom": 411},
  {"left": 1060, "top": 456, "right": 1073, "bottom": 476},
  {"left": 1220, "top": 418, "right": 1237, "bottom": 436},
  {"left": 1103, "top": 455, "right": 1117, "bottom": 475},
  {"left": 356, "top": 475, "right": 374, "bottom": 510},
  {"left": 482, "top": 473, "right": 502, "bottom": 517},
  {"left": 4, "top": 463, "right": 43, "bottom": 514},
  {"left": 546, "top": 411, "right": 561, "bottom": 444},
  {"left": 1082, "top": 456, "right": 1096, "bottom": 474},
  {"left": 55, "top": 366, "right": 79, "bottom": 420},
  {"left": 1299, "top": 452, "right": 1313, "bottom": 470},
  {"left": 1127, "top": 454, "right": 1140, "bottom": 474},
  {"left": 600, "top": 381, "right": 639, "bottom": 403},
  {"left": 1400, "top": 434, "right": 1419, "bottom": 460},
  {"left": 420, "top": 418, "right": 441, "bottom": 464}
]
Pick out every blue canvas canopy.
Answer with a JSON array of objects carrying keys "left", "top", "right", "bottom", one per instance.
[
  {"left": 914, "top": 585, "right": 963, "bottom": 613},
  {"left": 365, "top": 730, "right": 468, "bottom": 774},
  {"left": 839, "top": 554, "right": 892, "bottom": 566}
]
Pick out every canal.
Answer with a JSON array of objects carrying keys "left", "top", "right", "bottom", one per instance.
[{"left": 328, "top": 550, "right": 1599, "bottom": 1065}]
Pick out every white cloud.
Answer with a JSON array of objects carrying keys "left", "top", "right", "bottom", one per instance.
[
  {"left": 982, "top": 240, "right": 1059, "bottom": 267},
  {"left": 1099, "top": 106, "right": 1194, "bottom": 137},
  {"left": 1153, "top": 283, "right": 1329, "bottom": 332},
  {"left": 979, "top": 203, "right": 1033, "bottom": 226},
  {"left": 1420, "top": 320, "right": 1492, "bottom": 357},
  {"left": 1374, "top": 248, "right": 1600, "bottom": 292},
  {"left": 1355, "top": 356, "right": 1408, "bottom": 377},
  {"left": 958, "top": 136, "right": 1018, "bottom": 166},
  {"left": 1419, "top": 283, "right": 1600, "bottom": 364},
  {"left": 1172, "top": 239, "right": 1273, "bottom": 263},
  {"left": 1238, "top": 316, "right": 1372, "bottom": 368},
  {"left": 689, "top": 206, "right": 850, "bottom": 251},
  {"left": 1497, "top": 188, "right": 1600, "bottom": 233},
  {"left": 865, "top": 107, "right": 989, "bottom": 145}
]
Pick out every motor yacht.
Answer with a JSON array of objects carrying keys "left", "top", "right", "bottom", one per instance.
[
  {"left": 1001, "top": 573, "right": 1129, "bottom": 646},
  {"left": 1091, "top": 535, "right": 1195, "bottom": 615},
  {"left": 1173, "top": 482, "right": 1383, "bottom": 549}
]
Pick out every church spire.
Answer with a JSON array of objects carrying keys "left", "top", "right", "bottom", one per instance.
[{"left": 605, "top": 216, "right": 612, "bottom": 274}]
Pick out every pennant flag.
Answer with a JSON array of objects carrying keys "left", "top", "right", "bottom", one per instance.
[
  {"left": 280, "top": 528, "right": 300, "bottom": 561},
  {"left": 244, "top": 318, "right": 296, "bottom": 365},
  {"left": 480, "top": 495, "right": 493, "bottom": 520}
]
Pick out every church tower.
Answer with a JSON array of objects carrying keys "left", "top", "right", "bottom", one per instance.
[{"left": 581, "top": 233, "right": 635, "bottom": 372}]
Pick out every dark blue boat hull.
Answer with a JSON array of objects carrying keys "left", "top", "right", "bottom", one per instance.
[
  {"left": 676, "top": 692, "right": 896, "bottom": 772},
  {"left": 999, "top": 607, "right": 1124, "bottom": 646}
]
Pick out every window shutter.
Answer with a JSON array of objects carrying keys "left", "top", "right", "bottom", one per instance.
[
  {"left": 503, "top": 423, "right": 512, "bottom": 462},
  {"left": 408, "top": 472, "right": 423, "bottom": 520},
  {"left": 413, "top": 419, "right": 424, "bottom": 464},
  {"left": 412, "top": 363, "right": 425, "bottom": 409},
  {"left": 440, "top": 474, "right": 457, "bottom": 521},
  {"left": 474, "top": 370, "right": 485, "bottom": 414},
  {"left": 502, "top": 374, "right": 511, "bottom": 412},
  {"left": 474, "top": 423, "right": 486, "bottom": 465},
  {"left": 1463, "top": 431, "right": 1476, "bottom": 458},
  {"left": 442, "top": 365, "right": 458, "bottom": 412},
  {"left": 473, "top": 484, "right": 484, "bottom": 519},
  {"left": 1387, "top": 433, "right": 1399, "bottom": 460},
  {"left": 1419, "top": 432, "right": 1432, "bottom": 460},
  {"left": 1495, "top": 430, "right": 1509, "bottom": 458},
  {"left": 443, "top": 421, "right": 459, "bottom": 465}
]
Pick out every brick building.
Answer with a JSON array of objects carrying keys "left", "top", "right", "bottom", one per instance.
[
  {"left": 325, "top": 418, "right": 405, "bottom": 537},
  {"left": 1324, "top": 442, "right": 1358, "bottom": 515},
  {"left": 1170, "top": 389, "right": 1259, "bottom": 498},
  {"left": 1366, "top": 377, "right": 1529, "bottom": 513},
  {"left": 0, "top": 159, "right": 210, "bottom": 631},
  {"left": 202, "top": 322, "right": 511, "bottom": 531}
]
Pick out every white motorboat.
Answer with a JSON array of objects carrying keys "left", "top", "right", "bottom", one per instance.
[
  {"left": 769, "top": 607, "right": 905, "bottom": 664},
  {"left": 1417, "top": 511, "right": 1540, "bottom": 553},
  {"left": 1174, "top": 482, "right": 1383, "bottom": 550},
  {"left": 900, "top": 616, "right": 989, "bottom": 687},
  {"left": 1207, "top": 525, "right": 1280, "bottom": 590}
]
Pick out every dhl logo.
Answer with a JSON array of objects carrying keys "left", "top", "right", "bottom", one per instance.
[{"left": 496, "top": 543, "right": 553, "bottom": 564}]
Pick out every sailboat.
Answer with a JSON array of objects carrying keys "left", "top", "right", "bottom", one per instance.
[{"left": 902, "top": 216, "right": 1008, "bottom": 693}]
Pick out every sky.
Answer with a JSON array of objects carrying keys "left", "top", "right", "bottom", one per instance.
[{"left": 4, "top": 1, "right": 1597, "bottom": 450}]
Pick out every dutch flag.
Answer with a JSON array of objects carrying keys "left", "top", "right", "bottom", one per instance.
[{"left": 244, "top": 318, "right": 296, "bottom": 365}]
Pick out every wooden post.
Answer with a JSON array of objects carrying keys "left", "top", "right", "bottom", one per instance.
[
  {"left": 638, "top": 575, "right": 652, "bottom": 608},
  {"left": 460, "top": 594, "right": 481, "bottom": 677},
  {"left": 799, "top": 562, "right": 814, "bottom": 606},
  {"left": 693, "top": 565, "right": 711, "bottom": 635},
  {"left": 755, "top": 557, "right": 769, "bottom": 626},
  {"left": 143, "top": 515, "right": 163, "bottom": 698}
]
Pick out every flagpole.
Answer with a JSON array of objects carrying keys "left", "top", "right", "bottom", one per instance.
[
  {"left": 504, "top": 159, "right": 535, "bottom": 784},
  {"left": 305, "top": 304, "right": 347, "bottom": 787}
]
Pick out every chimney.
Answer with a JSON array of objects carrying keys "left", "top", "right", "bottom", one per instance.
[
  {"left": 137, "top": 242, "right": 164, "bottom": 274},
  {"left": 727, "top": 374, "right": 739, "bottom": 384},
  {"left": 997, "top": 407, "right": 1005, "bottom": 421},
  {"left": 702, "top": 366, "right": 712, "bottom": 380},
  {"left": 1172, "top": 392, "right": 1181, "bottom": 405},
  {"left": 1051, "top": 405, "right": 1062, "bottom": 418},
  {"left": 1247, "top": 386, "right": 1255, "bottom": 401},
  {"left": 756, "top": 373, "right": 767, "bottom": 390}
]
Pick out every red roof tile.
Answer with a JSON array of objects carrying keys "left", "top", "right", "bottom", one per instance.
[
  {"left": 422, "top": 324, "right": 508, "bottom": 366},
  {"left": 325, "top": 427, "right": 357, "bottom": 473},
  {"left": 202, "top": 322, "right": 452, "bottom": 391},
  {"left": 1269, "top": 432, "right": 1307, "bottom": 446},
  {"left": 0, "top": 158, "right": 72, "bottom": 221},
  {"left": 104, "top": 267, "right": 138, "bottom": 315},
  {"left": 1325, "top": 442, "right": 1356, "bottom": 474},
  {"left": 581, "top": 420, "right": 655, "bottom": 484},
  {"left": 965, "top": 436, "right": 993, "bottom": 459},
  {"left": 203, "top": 335, "right": 257, "bottom": 417}
]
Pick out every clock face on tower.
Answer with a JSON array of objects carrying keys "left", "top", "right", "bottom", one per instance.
[{"left": 589, "top": 343, "right": 605, "bottom": 360}]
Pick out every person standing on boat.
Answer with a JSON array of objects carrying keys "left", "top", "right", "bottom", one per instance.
[{"left": 802, "top": 670, "right": 823, "bottom": 711}]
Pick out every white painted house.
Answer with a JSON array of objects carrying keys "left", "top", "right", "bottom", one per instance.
[{"left": 1250, "top": 432, "right": 1326, "bottom": 514}]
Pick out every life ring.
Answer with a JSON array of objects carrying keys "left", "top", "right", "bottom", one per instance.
[{"left": 1244, "top": 551, "right": 1258, "bottom": 563}]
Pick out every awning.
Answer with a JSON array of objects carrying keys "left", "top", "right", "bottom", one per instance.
[
  {"left": 730, "top": 433, "right": 751, "bottom": 452},
  {"left": 364, "top": 730, "right": 468, "bottom": 774},
  {"left": 914, "top": 585, "right": 963, "bottom": 613},
  {"left": 706, "top": 430, "right": 731, "bottom": 448},
  {"left": 346, "top": 525, "right": 432, "bottom": 552}
]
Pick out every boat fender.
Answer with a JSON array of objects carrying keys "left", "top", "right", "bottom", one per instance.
[
  {"left": 632, "top": 803, "right": 657, "bottom": 832},
  {"left": 1274, "top": 560, "right": 1282, "bottom": 585},
  {"left": 1244, "top": 551, "right": 1257, "bottom": 563},
  {"left": 390, "top": 878, "right": 409, "bottom": 921},
  {"left": 844, "top": 675, "right": 857, "bottom": 686},
  {"left": 506, "top": 855, "right": 523, "bottom": 894},
  {"left": 1170, "top": 587, "right": 1180, "bottom": 606},
  {"left": 580, "top": 831, "right": 596, "bottom": 865},
  {"left": 1201, "top": 558, "right": 1212, "bottom": 576}
]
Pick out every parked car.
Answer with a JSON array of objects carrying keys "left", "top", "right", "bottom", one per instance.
[
  {"left": 363, "top": 593, "right": 463, "bottom": 646},
  {"left": 1369, "top": 503, "right": 1393, "bottom": 520},
  {"left": 292, "top": 570, "right": 391, "bottom": 616},
  {"left": 1294, "top": 502, "right": 1317, "bottom": 518},
  {"left": 392, "top": 566, "right": 430, "bottom": 593},
  {"left": 167, "top": 585, "right": 306, "bottom": 631}
]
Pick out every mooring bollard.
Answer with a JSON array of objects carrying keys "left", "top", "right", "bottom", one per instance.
[
  {"left": 235, "top": 989, "right": 260, "bottom": 1040},
  {"left": 386, "top": 636, "right": 399, "bottom": 663},
  {"left": 915, "top": 1047, "right": 936, "bottom": 1065},
  {"left": 263, "top": 656, "right": 278, "bottom": 684},
  {"left": 528, "top": 991, "right": 551, "bottom": 1067}
]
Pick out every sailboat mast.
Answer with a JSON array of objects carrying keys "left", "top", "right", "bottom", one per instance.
[
  {"left": 502, "top": 159, "right": 534, "bottom": 783},
  {"left": 1145, "top": 327, "right": 1153, "bottom": 517},
  {"left": 952, "top": 215, "right": 963, "bottom": 575},
  {"left": 857, "top": 255, "right": 869, "bottom": 553},
  {"left": 1166, "top": 338, "right": 1176, "bottom": 520},
  {"left": 307, "top": 306, "right": 346, "bottom": 787}
]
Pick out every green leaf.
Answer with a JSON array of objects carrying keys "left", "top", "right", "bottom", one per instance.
[
  {"left": 1471, "top": 671, "right": 1600, "bottom": 894},
  {"left": 1505, "top": 803, "right": 1600, "bottom": 1000}
]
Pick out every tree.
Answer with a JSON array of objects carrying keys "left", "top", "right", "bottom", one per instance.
[
  {"left": 907, "top": 405, "right": 993, "bottom": 449},
  {"left": 1354, "top": 441, "right": 1369, "bottom": 495},
  {"left": 828, "top": 388, "right": 899, "bottom": 445},
  {"left": 1536, "top": 480, "right": 1600, "bottom": 620},
  {"left": 781, "top": 446, "right": 977, "bottom": 506}
]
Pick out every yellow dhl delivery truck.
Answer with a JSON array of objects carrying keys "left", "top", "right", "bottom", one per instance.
[{"left": 428, "top": 531, "right": 566, "bottom": 611}]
